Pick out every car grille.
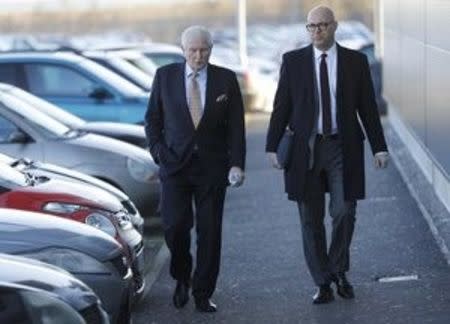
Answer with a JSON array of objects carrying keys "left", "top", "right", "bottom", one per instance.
[
  {"left": 121, "top": 200, "right": 137, "bottom": 215},
  {"left": 79, "top": 304, "right": 103, "bottom": 324},
  {"left": 111, "top": 255, "right": 129, "bottom": 278}
]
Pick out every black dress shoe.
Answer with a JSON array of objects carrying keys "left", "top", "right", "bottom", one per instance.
[
  {"left": 333, "top": 274, "right": 355, "bottom": 299},
  {"left": 312, "top": 285, "right": 335, "bottom": 304},
  {"left": 173, "top": 281, "right": 189, "bottom": 308},
  {"left": 195, "top": 298, "right": 217, "bottom": 312}
]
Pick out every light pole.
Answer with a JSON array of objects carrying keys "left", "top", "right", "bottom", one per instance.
[{"left": 237, "top": 0, "right": 248, "bottom": 68}]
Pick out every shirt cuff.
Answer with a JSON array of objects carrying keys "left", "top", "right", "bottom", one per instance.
[{"left": 375, "top": 151, "right": 389, "bottom": 157}]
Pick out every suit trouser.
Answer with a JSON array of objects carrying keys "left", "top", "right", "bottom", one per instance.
[
  {"left": 160, "top": 154, "right": 226, "bottom": 299},
  {"left": 297, "top": 137, "right": 356, "bottom": 286}
]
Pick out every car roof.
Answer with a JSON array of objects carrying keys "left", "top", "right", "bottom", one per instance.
[{"left": 0, "top": 51, "right": 86, "bottom": 63}]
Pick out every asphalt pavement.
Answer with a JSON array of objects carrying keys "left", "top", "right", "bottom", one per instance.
[{"left": 134, "top": 113, "right": 450, "bottom": 324}]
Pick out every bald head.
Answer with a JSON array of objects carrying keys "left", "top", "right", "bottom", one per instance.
[
  {"left": 307, "top": 5, "right": 336, "bottom": 23},
  {"left": 306, "top": 5, "right": 338, "bottom": 51}
]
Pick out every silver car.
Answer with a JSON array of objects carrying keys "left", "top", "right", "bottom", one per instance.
[
  {"left": 0, "top": 83, "right": 148, "bottom": 149},
  {"left": 0, "top": 89, "right": 160, "bottom": 215},
  {"left": 0, "top": 208, "right": 133, "bottom": 324},
  {"left": 0, "top": 254, "right": 110, "bottom": 324}
]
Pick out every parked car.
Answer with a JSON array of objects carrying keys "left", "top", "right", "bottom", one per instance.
[
  {"left": 0, "top": 152, "right": 144, "bottom": 234},
  {"left": 0, "top": 90, "right": 160, "bottom": 214},
  {"left": 82, "top": 50, "right": 152, "bottom": 91},
  {"left": 136, "top": 42, "right": 185, "bottom": 67},
  {"left": 0, "top": 51, "right": 149, "bottom": 123},
  {"left": 0, "top": 82, "right": 148, "bottom": 148},
  {"left": 0, "top": 254, "right": 109, "bottom": 324},
  {"left": 0, "top": 209, "right": 133, "bottom": 323},
  {"left": 0, "top": 160, "right": 145, "bottom": 297},
  {"left": 105, "top": 49, "right": 158, "bottom": 79},
  {"left": 0, "top": 282, "right": 87, "bottom": 324}
]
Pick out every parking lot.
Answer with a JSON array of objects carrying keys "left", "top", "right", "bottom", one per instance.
[{"left": 133, "top": 114, "right": 450, "bottom": 324}]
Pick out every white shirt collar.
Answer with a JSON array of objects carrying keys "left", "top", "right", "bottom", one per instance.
[
  {"left": 313, "top": 42, "right": 337, "bottom": 61},
  {"left": 185, "top": 63, "right": 207, "bottom": 78}
]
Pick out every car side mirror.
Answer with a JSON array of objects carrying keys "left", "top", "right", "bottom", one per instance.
[
  {"left": 8, "top": 130, "right": 31, "bottom": 143},
  {"left": 88, "top": 87, "right": 113, "bottom": 101}
]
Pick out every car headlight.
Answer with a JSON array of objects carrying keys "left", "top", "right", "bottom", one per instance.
[
  {"left": 20, "top": 248, "right": 111, "bottom": 274},
  {"left": 43, "top": 202, "right": 86, "bottom": 214},
  {"left": 85, "top": 213, "right": 116, "bottom": 237},
  {"left": 127, "top": 157, "right": 158, "bottom": 183}
]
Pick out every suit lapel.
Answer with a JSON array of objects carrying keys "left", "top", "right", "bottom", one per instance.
[
  {"left": 176, "top": 63, "right": 196, "bottom": 130},
  {"left": 197, "top": 64, "right": 214, "bottom": 129}
]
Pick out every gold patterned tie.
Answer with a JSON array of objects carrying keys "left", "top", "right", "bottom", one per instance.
[{"left": 188, "top": 72, "right": 202, "bottom": 128}]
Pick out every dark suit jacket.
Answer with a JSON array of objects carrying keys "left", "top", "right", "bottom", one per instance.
[
  {"left": 145, "top": 62, "right": 246, "bottom": 185},
  {"left": 266, "top": 44, "right": 387, "bottom": 201}
]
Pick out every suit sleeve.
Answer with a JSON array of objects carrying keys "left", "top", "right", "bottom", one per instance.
[
  {"left": 265, "top": 55, "right": 293, "bottom": 152},
  {"left": 357, "top": 55, "right": 388, "bottom": 154},
  {"left": 144, "top": 68, "right": 165, "bottom": 164},
  {"left": 227, "top": 72, "right": 246, "bottom": 170}
]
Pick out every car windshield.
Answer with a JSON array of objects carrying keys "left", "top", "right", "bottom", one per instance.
[
  {"left": 7, "top": 87, "right": 85, "bottom": 129},
  {"left": 125, "top": 56, "right": 157, "bottom": 76},
  {"left": 107, "top": 57, "right": 152, "bottom": 90},
  {"left": 80, "top": 59, "right": 145, "bottom": 97},
  {"left": 146, "top": 53, "right": 185, "bottom": 67},
  {"left": 0, "top": 161, "right": 28, "bottom": 188},
  {"left": 1, "top": 93, "right": 72, "bottom": 138}
]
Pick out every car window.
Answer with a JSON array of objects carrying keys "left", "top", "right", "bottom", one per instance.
[
  {"left": 1, "top": 94, "right": 71, "bottom": 138},
  {"left": 8, "top": 87, "right": 85, "bottom": 128},
  {"left": 24, "top": 64, "right": 96, "bottom": 97},
  {"left": 0, "top": 113, "right": 20, "bottom": 144},
  {"left": 0, "top": 64, "right": 20, "bottom": 86}
]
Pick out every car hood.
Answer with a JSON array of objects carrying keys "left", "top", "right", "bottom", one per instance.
[
  {"left": 78, "top": 122, "right": 146, "bottom": 147},
  {"left": 25, "top": 177, "right": 124, "bottom": 213},
  {"left": 67, "top": 133, "right": 155, "bottom": 166},
  {"left": 23, "top": 159, "right": 129, "bottom": 201},
  {"left": 0, "top": 209, "right": 122, "bottom": 262},
  {"left": 0, "top": 253, "right": 99, "bottom": 311}
]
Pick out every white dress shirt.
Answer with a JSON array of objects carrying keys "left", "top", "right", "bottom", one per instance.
[
  {"left": 185, "top": 63, "right": 207, "bottom": 111},
  {"left": 314, "top": 42, "right": 338, "bottom": 134}
]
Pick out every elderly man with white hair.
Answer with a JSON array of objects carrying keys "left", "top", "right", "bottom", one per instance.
[
  {"left": 145, "top": 25, "right": 246, "bottom": 312},
  {"left": 266, "top": 5, "right": 389, "bottom": 304}
]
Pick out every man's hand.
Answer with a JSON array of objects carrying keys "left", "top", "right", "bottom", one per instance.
[
  {"left": 374, "top": 151, "right": 389, "bottom": 169},
  {"left": 228, "top": 166, "right": 245, "bottom": 187},
  {"left": 267, "top": 152, "right": 282, "bottom": 169}
]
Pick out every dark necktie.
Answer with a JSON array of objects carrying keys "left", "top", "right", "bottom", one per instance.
[{"left": 320, "top": 53, "right": 332, "bottom": 135}]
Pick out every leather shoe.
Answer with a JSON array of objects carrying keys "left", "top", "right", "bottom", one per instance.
[
  {"left": 312, "top": 285, "right": 334, "bottom": 304},
  {"left": 173, "top": 281, "right": 189, "bottom": 308},
  {"left": 195, "top": 298, "right": 217, "bottom": 312},
  {"left": 333, "top": 274, "right": 355, "bottom": 299}
]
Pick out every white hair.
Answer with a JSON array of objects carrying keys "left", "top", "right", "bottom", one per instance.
[{"left": 181, "top": 25, "right": 213, "bottom": 49}]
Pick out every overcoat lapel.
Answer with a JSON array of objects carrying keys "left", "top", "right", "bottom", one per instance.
[{"left": 336, "top": 43, "right": 344, "bottom": 132}]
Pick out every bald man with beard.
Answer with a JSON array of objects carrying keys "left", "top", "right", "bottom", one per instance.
[{"left": 266, "top": 6, "right": 389, "bottom": 304}]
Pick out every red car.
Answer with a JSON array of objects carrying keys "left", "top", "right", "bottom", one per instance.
[{"left": 0, "top": 161, "right": 145, "bottom": 296}]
